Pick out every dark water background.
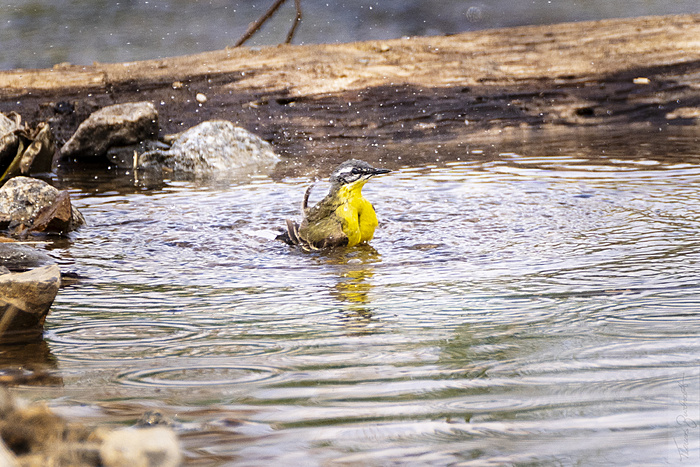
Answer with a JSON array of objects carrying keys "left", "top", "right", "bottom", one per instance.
[{"left": 0, "top": 0, "right": 698, "bottom": 70}]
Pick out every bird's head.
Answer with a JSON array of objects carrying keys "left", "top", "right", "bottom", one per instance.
[{"left": 330, "top": 160, "right": 390, "bottom": 189}]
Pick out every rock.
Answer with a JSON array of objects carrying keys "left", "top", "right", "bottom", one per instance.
[
  {"left": 137, "top": 120, "right": 279, "bottom": 176},
  {"left": 0, "top": 265, "right": 60, "bottom": 344},
  {"left": 136, "top": 411, "right": 173, "bottom": 428},
  {"left": 0, "top": 390, "right": 182, "bottom": 466},
  {"left": 0, "top": 176, "right": 85, "bottom": 235},
  {"left": 0, "top": 339, "right": 61, "bottom": 386},
  {"left": 105, "top": 140, "right": 170, "bottom": 169},
  {"left": 0, "top": 243, "right": 55, "bottom": 270},
  {"left": 0, "top": 264, "right": 60, "bottom": 340},
  {"left": 0, "top": 133, "right": 20, "bottom": 178},
  {"left": 23, "top": 191, "right": 75, "bottom": 235},
  {"left": 0, "top": 113, "right": 55, "bottom": 185},
  {"left": 0, "top": 438, "right": 18, "bottom": 467},
  {"left": 99, "top": 427, "right": 181, "bottom": 467},
  {"left": 59, "top": 102, "right": 158, "bottom": 160},
  {"left": 0, "top": 113, "right": 19, "bottom": 136},
  {"left": 0, "top": 390, "right": 99, "bottom": 466},
  {"left": 17, "top": 122, "right": 55, "bottom": 174},
  {"left": 0, "top": 397, "right": 80, "bottom": 454}
]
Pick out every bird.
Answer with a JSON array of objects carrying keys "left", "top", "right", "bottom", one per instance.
[{"left": 278, "top": 159, "right": 390, "bottom": 250}]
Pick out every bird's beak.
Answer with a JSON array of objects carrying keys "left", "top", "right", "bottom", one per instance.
[{"left": 369, "top": 167, "right": 391, "bottom": 176}]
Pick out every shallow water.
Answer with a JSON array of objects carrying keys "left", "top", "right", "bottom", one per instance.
[{"left": 8, "top": 129, "right": 700, "bottom": 465}]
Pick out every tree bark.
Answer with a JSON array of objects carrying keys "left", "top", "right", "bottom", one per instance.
[{"left": 1, "top": 14, "right": 698, "bottom": 165}]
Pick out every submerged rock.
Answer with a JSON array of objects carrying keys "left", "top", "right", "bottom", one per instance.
[
  {"left": 0, "top": 394, "right": 92, "bottom": 466},
  {"left": 59, "top": 102, "right": 158, "bottom": 160},
  {"left": 0, "top": 243, "right": 55, "bottom": 271},
  {"left": 99, "top": 427, "right": 181, "bottom": 467},
  {"left": 0, "top": 264, "right": 60, "bottom": 344},
  {"left": 106, "top": 139, "right": 170, "bottom": 169},
  {"left": 0, "top": 390, "right": 182, "bottom": 467},
  {"left": 0, "top": 113, "right": 55, "bottom": 185},
  {"left": 137, "top": 120, "right": 279, "bottom": 176},
  {"left": 0, "top": 339, "right": 61, "bottom": 386},
  {"left": 0, "top": 176, "right": 85, "bottom": 235}
]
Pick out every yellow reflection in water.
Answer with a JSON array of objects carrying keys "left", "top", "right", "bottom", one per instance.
[{"left": 326, "top": 245, "right": 381, "bottom": 334}]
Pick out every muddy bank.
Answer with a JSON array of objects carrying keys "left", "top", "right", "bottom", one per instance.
[{"left": 0, "top": 14, "right": 698, "bottom": 171}]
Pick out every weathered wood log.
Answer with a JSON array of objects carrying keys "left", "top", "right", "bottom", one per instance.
[{"left": 0, "top": 14, "right": 698, "bottom": 167}]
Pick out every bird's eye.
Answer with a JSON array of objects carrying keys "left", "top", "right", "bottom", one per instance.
[{"left": 351, "top": 167, "right": 362, "bottom": 174}]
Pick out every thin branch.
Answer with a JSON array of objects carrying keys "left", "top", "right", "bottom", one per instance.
[
  {"left": 285, "top": 0, "right": 303, "bottom": 44},
  {"left": 234, "top": 0, "right": 303, "bottom": 48}
]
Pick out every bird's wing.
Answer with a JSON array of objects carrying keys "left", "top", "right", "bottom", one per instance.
[
  {"left": 300, "top": 201, "right": 349, "bottom": 249},
  {"left": 277, "top": 184, "right": 316, "bottom": 247}
]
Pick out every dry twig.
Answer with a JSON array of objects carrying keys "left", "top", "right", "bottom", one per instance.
[{"left": 234, "top": 0, "right": 303, "bottom": 47}]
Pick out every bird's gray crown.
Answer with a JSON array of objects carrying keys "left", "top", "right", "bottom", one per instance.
[{"left": 330, "top": 160, "right": 388, "bottom": 185}]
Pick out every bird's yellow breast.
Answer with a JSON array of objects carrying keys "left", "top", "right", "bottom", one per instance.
[{"left": 335, "top": 182, "right": 379, "bottom": 247}]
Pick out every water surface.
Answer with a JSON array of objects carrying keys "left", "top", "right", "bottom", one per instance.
[{"left": 7, "top": 129, "right": 700, "bottom": 465}]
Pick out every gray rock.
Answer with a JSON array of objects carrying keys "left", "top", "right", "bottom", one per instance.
[
  {"left": 60, "top": 102, "right": 158, "bottom": 159},
  {"left": 137, "top": 120, "right": 279, "bottom": 176},
  {"left": 99, "top": 427, "right": 181, "bottom": 467},
  {"left": 0, "top": 176, "right": 85, "bottom": 234},
  {"left": 0, "top": 264, "right": 60, "bottom": 344},
  {"left": 0, "top": 243, "right": 55, "bottom": 270}
]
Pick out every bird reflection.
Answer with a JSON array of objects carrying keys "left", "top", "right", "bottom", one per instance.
[{"left": 327, "top": 244, "right": 381, "bottom": 334}]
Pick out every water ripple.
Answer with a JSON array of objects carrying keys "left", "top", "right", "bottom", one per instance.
[
  {"left": 47, "top": 320, "right": 206, "bottom": 347},
  {"left": 40, "top": 138, "right": 700, "bottom": 465},
  {"left": 116, "top": 363, "right": 279, "bottom": 388}
]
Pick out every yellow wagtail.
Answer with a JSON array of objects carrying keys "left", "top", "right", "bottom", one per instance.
[{"left": 278, "top": 159, "right": 390, "bottom": 249}]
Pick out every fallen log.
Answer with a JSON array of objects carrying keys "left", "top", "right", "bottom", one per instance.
[{"left": 0, "top": 14, "right": 698, "bottom": 168}]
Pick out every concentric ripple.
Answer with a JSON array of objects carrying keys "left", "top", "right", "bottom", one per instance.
[
  {"left": 116, "top": 363, "right": 279, "bottom": 388},
  {"left": 47, "top": 320, "right": 206, "bottom": 347}
]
